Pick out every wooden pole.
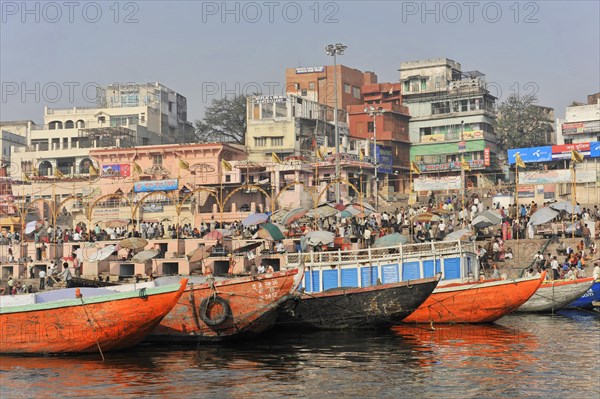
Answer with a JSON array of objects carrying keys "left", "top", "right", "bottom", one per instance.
[
  {"left": 571, "top": 163, "right": 576, "bottom": 242},
  {"left": 515, "top": 165, "right": 519, "bottom": 263}
]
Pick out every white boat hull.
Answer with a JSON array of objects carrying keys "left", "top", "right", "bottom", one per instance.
[{"left": 517, "top": 278, "right": 595, "bottom": 312}]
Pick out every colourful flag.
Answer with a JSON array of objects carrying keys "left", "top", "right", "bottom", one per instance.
[
  {"left": 221, "top": 159, "right": 232, "bottom": 172},
  {"left": 54, "top": 169, "right": 65, "bottom": 178},
  {"left": 88, "top": 164, "right": 98, "bottom": 176},
  {"left": 132, "top": 162, "right": 143, "bottom": 175},
  {"left": 179, "top": 159, "right": 190, "bottom": 170},
  {"left": 316, "top": 147, "right": 324, "bottom": 161},
  {"left": 410, "top": 160, "right": 421, "bottom": 175},
  {"left": 461, "top": 156, "right": 471, "bottom": 171},
  {"left": 359, "top": 149, "right": 365, "bottom": 161},
  {"left": 571, "top": 149, "right": 584, "bottom": 163},
  {"left": 515, "top": 153, "right": 526, "bottom": 168},
  {"left": 272, "top": 152, "right": 282, "bottom": 164},
  {"left": 23, "top": 174, "right": 30, "bottom": 182}
]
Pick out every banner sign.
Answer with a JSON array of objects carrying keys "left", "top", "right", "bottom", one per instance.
[
  {"left": 520, "top": 170, "right": 597, "bottom": 184},
  {"left": 517, "top": 184, "right": 535, "bottom": 198},
  {"left": 91, "top": 208, "right": 120, "bottom": 219},
  {"left": 414, "top": 176, "right": 461, "bottom": 191},
  {"left": 484, "top": 147, "right": 491, "bottom": 166},
  {"left": 295, "top": 66, "right": 325, "bottom": 74},
  {"left": 101, "top": 163, "right": 131, "bottom": 177},
  {"left": 371, "top": 144, "right": 393, "bottom": 174},
  {"left": 255, "top": 96, "right": 287, "bottom": 103},
  {"left": 142, "top": 203, "right": 164, "bottom": 213},
  {"left": 562, "top": 120, "right": 600, "bottom": 135},
  {"left": 507, "top": 146, "right": 553, "bottom": 164},
  {"left": 462, "top": 130, "right": 484, "bottom": 139},
  {"left": 552, "top": 142, "right": 591, "bottom": 159},
  {"left": 422, "top": 159, "right": 484, "bottom": 172},
  {"left": 134, "top": 179, "right": 179, "bottom": 193},
  {"left": 591, "top": 142, "right": 600, "bottom": 158}
]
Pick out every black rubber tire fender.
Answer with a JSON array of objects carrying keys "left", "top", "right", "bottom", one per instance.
[{"left": 199, "top": 296, "right": 231, "bottom": 326}]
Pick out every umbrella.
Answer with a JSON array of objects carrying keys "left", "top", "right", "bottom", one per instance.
[
  {"left": 529, "top": 207, "right": 560, "bottom": 226},
  {"left": 88, "top": 245, "right": 117, "bottom": 262},
  {"left": 118, "top": 237, "right": 148, "bottom": 250},
  {"left": 472, "top": 211, "right": 502, "bottom": 228},
  {"left": 281, "top": 208, "right": 308, "bottom": 225},
  {"left": 257, "top": 223, "right": 286, "bottom": 241},
  {"left": 550, "top": 201, "right": 575, "bottom": 214},
  {"left": 478, "top": 210, "right": 503, "bottom": 225},
  {"left": 350, "top": 203, "right": 374, "bottom": 216},
  {"left": 105, "top": 219, "right": 130, "bottom": 228},
  {"left": 304, "top": 230, "right": 335, "bottom": 246},
  {"left": 339, "top": 206, "right": 361, "bottom": 219},
  {"left": 444, "top": 229, "right": 475, "bottom": 242},
  {"left": 307, "top": 204, "right": 338, "bottom": 219},
  {"left": 242, "top": 213, "right": 269, "bottom": 226},
  {"left": 215, "top": 228, "right": 233, "bottom": 237},
  {"left": 269, "top": 209, "right": 288, "bottom": 223},
  {"left": 334, "top": 203, "right": 346, "bottom": 211},
  {"left": 232, "top": 241, "right": 263, "bottom": 254},
  {"left": 131, "top": 249, "right": 159, "bottom": 263},
  {"left": 413, "top": 212, "right": 441, "bottom": 223},
  {"left": 204, "top": 230, "right": 224, "bottom": 240},
  {"left": 25, "top": 220, "right": 41, "bottom": 234},
  {"left": 373, "top": 233, "right": 408, "bottom": 248},
  {"left": 187, "top": 246, "right": 209, "bottom": 263}
]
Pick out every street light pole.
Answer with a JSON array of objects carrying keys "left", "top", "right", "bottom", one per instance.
[
  {"left": 325, "top": 43, "right": 346, "bottom": 204},
  {"left": 459, "top": 120, "right": 466, "bottom": 206},
  {"left": 365, "top": 106, "right": 385, "bottom": 212}
]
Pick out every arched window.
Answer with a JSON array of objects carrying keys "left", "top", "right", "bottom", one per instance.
[
  {"left": 48, "top": 121, "right": 62, "bottom": 130},
  {"left": 65, "top": 120, "right": 74, "bottom": 129},
  {"left": 38, "top": 161, "right": 53, "bottom": 176},
  {"left": 76, "top": 120, "right": 85, "bottom": 128},
  {"left": 79, "top": 158, "right": 93, "bottom": 174}
]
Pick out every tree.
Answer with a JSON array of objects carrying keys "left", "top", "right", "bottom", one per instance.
[
  {"left": 194, "top": 95, "right": 247, "bottom": 144},
  {"left": 494, "top": 94, "right": 553, "bottom": 151}
]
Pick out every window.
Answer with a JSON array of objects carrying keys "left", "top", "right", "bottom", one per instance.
[
  {"left": 98, "top": 116, "right": 106, "bottom": 124},
  {"left": 564, "top": 139, "right": 573, "bottom": 144},
  {"left": 344, "top": 83, "right": 351, "bottom": 94},
  {"left": 140, "top": 113, "right": 146, "bottom": 123},
  {"left": 254, "top": 137, "right": 267, "bottom": 147},
  {"left": 225, "top": 174, "right": 231, "bottom": 183},
  {"left": 367, "top": 122, "right": 374, "bottom": 133},
  {"left": 261, "top": 103, "right": 273, "bottom": 119},
  {"left": 352, "top": 86, "right": 361, "bottom": 99},
  {"left": 152, "top": 154, "right": 163, "bottom": 166},
  {"left": 271, "top": 137, "right": 283, "bottom": 146},
  {"left": 301, "top": 89, "right": 307, "bottom": 96},
  {"left": 403, "top": 81, "right": 410, "bottom": 92},
  {"left": 421, "top": 79, "right": 427, "bottom": 90},
  {"left": 168, "top": 101, "right": 174, "bottom": 112},
  {"left": 142, "top": 138, "right": 150, "bottom": 145},
  {"left": 309, "top": 82, "right": 315, "bottom": 89},
  {"left": 275, "top": 103, "right": 287, "bottom": 118}
]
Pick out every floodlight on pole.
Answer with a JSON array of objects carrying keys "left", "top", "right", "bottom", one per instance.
[
  {"left": 364, "top": 105, "right": 385, "bottom": 212},
  {"left": 325, "top": 43, "right": 347, "bottom": 204}
]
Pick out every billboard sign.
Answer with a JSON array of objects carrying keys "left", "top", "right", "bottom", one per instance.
[
  {"left": 295, "top": 66, "right": 325, "bottom": 74},
  {"left": 101, "top": 163, "right": 131, "bottom": 177},
  {"left": 520, "top": 170, "right": 597, "bottom": 184},
  {"left": 591, "top": 141, "right": 600, "bottom": 158},
  {"left": 562, "top": 120, "right": 600, "bottom": 135},
  {"left": 484, "top": 148, "right": 490, "bottom": 166},
  {"left": 507, "top": 146, "right": 553, "bottom": 164},
  {"left": 414, "top": 176, "right": 461, "bottom": 191},
  {"left": 551, "top": 142, "right": 590, "bottom": 160},
  {"left": 134, "top": 179, "right": 179, "bottom": 193}
]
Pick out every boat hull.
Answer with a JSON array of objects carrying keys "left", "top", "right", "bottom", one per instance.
[
  {"left": 148, "top": 269, "right": 300, "bottom": 342},
  {"left": 517, "top": 277, "right": 595, "bottom": 312},
  {"left": 0, "top": 281, "right": 186, "bottom": 354},
  {"left": 566, "top": 280, "right": 600, "bottom": 309},
  {"left": 276, "top": 275, "right": 440, "bottom": 330},
  {"left": 404, "top": 273, "right": 545, "bottom": 324}
]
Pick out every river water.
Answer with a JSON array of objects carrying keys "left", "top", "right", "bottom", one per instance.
[{"left": 1, "top": 311, "right": 598, "bottom": 399}]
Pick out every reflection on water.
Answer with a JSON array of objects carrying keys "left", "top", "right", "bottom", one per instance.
[{"left": 1, "top": 312, "right": 598, "bottom": 399}]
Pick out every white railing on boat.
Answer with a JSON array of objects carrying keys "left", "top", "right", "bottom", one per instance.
[{"left": 284, "top": 240, "right": 479, "bottom": 294}]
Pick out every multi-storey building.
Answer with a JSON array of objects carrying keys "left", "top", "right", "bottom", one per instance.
[
  {"left": 347, "top": 82, "right": 411, "bottom": 194},
  {"left": 556, "top": 93, "right": 600, "bottom": 145},
  {"left": 285, "top": 65, "right": 377, "bottom": 110},
  {"left": 400, "top": 58, "right": 501, "bottom": 192}
]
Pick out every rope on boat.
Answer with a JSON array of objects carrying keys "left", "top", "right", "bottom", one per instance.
[{"left": 78, "top": 295, "right": 105, "bottom": 361}]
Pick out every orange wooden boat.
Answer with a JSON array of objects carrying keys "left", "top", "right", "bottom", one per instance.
[
  {"left": 147, "top": 269, "right": 302, "bottom": 342},
  {"left": 403, "top": 272, "right": 546, "bottom": 324},
  {"left": 0, "top": 279, "right": 187, "bottom": 354}
]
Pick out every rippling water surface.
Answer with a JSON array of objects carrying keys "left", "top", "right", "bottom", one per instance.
[{"left": 1, "top": 311, "right": 598, "bottom": 398}]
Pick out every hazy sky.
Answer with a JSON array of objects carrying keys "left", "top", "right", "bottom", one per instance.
[{"left": 1, "top": 1, "right": 599, "bottom": 123}]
